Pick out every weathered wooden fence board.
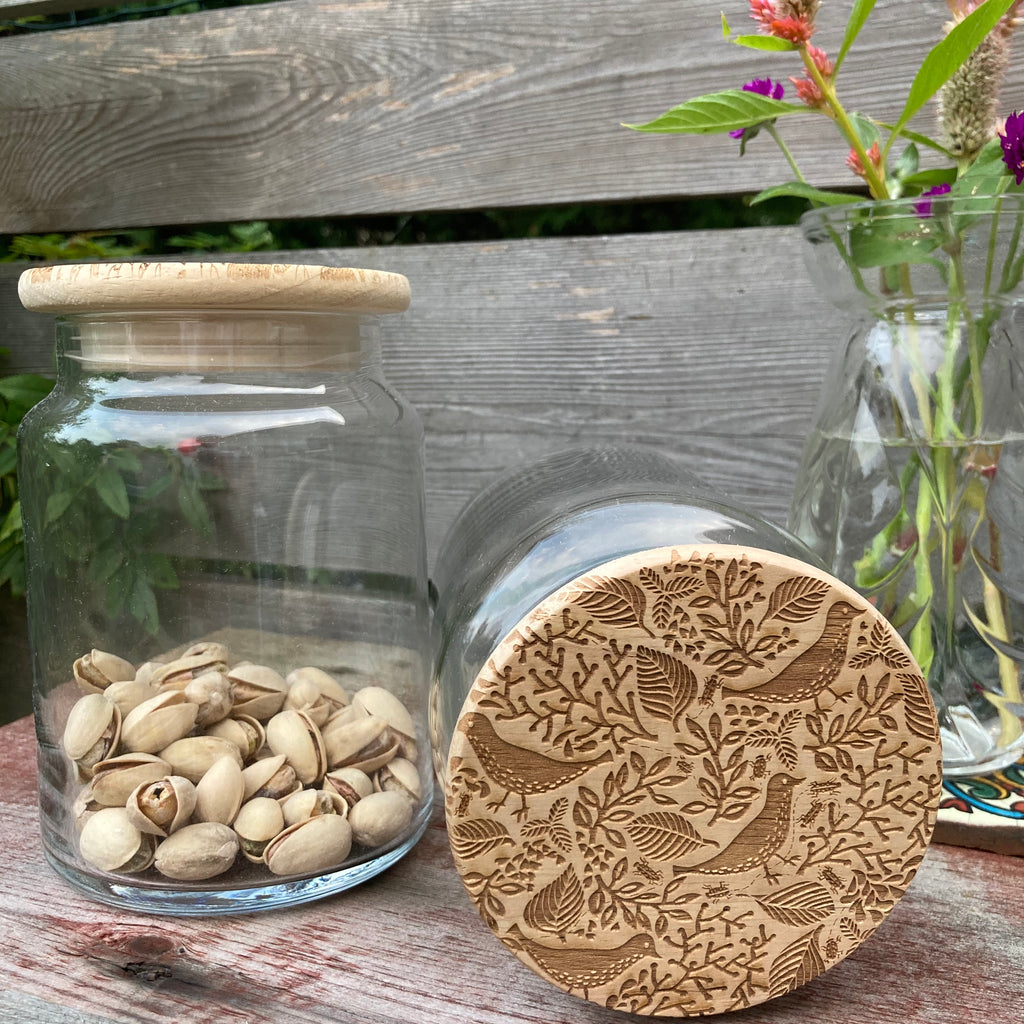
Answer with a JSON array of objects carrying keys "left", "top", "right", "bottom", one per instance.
[
  {"left": 0, "top": 227, "right": 844, "bottom": 561},
  {"left": 2, "top": 1, "right": 1019, "bottom": 232}
]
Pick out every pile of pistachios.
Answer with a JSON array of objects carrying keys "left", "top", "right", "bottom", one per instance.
[{"left": 62, "top": 642, "right": 422, "bottom": 883}]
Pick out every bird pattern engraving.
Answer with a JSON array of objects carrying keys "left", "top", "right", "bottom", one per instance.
[{"left": 445, "top": 545, "right": 943, "bottom": 1017}]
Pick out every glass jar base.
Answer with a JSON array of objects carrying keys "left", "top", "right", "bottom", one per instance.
[
  {"left": 941, "top": 729, "right": 1024, "bottom": 778},
  {"left": 43, "top": 803, "right": 431, "bottom": 916}
]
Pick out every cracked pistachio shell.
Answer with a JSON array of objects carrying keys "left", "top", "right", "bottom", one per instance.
[
  {"left": 265, "top": 709, "right": 327, "bottom": 785},
  {"left": 154, "top": 822, "right": 239, "bottom": 880},
  {"left": 90, "top": 752, "right": 172, "bottom": 807},
  {"left": 323, "top": 767, "right": 374, "bottom": 808},
  {"left": 184, "top": 670, "right": 233, "bottom": 727},
  {"left": 205, "top": 714, "right": 266, "bottom": 760},
  {"left": 352, "top": 686, "right": 415, "bottom": 741},
  {"left": 79, "top": 806, "right": 157, "bottom": 873},
  {"left": 348, "top": 790, "right": 414, "bottom": 848},
  {"left": 241, "top": 754, "right": 300, "bottom": 800},
  {"left": 155, "top": 652, "right": 230, "bottom": 692},
  {"left": 285, "top": 667, "right": 349, "bottom": 709},
  {"left": 281, "top": 787, "right": 343, "bottom": 828},
  {"left": 159, "top": 735, "right": 243, "bottom": 784},
  {"left": 103, "top": 678, "right": 158, "bottom": 719},
  {"left": 63, "top": 693, "right": 122, "bottom": 778},
  {"left": 120, "top": 690, "right": 199, "bottom": 755},
  {"left": 194, "top": 755, "right": 245, "bottom": 825},
  {"left": 374, "top": 758, "right": 422, "bottom": 803},
  {"left": 126, "top": 775, "right": 197, "bottom": 837},
  {"left": 322, "top": 713, "right": 394, "bottom": 771},
  {"left": 133, "top": 660, "right": 166, "bottom": 688},
  {"left": 73, "top": 784, "right": 102, "bottom": 831},
  {"left": 182, "top": 641, "right": 231, "bottom": 663},
  {"left": 264, "top": 814, "right": 352, "bottom": 876},
  {"left": 73, "top": 649, "right": 136, "bottom": 695},
  {"left": 282, "top": 679, "right": 332, "bottom": 727},
  {"left": 227, "top": 663, "right": 289, "bottom": 721},
  {"left": 233, "top": 797, "right": 285, "bottom": 862}
]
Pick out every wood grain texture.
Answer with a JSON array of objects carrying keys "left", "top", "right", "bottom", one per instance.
[
  {"left": 1, "top": 0, "right": 1021, "bottom": 232},
  {"left": 0, "top": 714, "right": 1021, "bottom": 1023},
  {"left": 0, "top": 227, "right": 846, "bottom": 563},
  {"left": 0, "top": 0, "right": 90, "bottom": 17}
]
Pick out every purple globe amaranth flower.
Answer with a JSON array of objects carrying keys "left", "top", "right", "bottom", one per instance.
[
  {"left": 730, "top": 78, "right": 785, "bottom": 139},
  {"left": 1000, "top": 111, "right": 1024, "bottom": 185},
  {"left": 913, "top": 183, "right": 952, "bottom": 217}
]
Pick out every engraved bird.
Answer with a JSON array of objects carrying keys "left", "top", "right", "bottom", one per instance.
[
  {"left": 503, "top": 924, "right": 655, "bottom": 1000},
  {"left": 723, "top": 600, "right": 860, "bottom": 706},
  {"left": 459, "top": 712, "right": 613, "bottom": 820},
  {"left": 674, "top": 772, "right": 802, "bottom": 881}
]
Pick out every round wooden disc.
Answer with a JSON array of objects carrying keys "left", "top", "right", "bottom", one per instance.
[{"left": 445, "top": 545, "right": 942, "bottom": 1016}]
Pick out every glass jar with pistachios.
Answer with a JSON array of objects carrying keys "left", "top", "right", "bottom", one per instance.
[{"left": 17, "top": 262, "right": 431, "bottom": 914}]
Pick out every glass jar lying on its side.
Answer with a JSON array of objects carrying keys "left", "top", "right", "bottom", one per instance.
[
  {"left": 431, "top": 445, "right": 943, "bottom": 1018},
  {"left": 17, "top": 261, "right": 432, "bottom": 915}
]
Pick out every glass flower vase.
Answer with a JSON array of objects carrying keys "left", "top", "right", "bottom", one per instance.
[{"left": 789, "top": 193, "right": 1024, "bottom": 777}]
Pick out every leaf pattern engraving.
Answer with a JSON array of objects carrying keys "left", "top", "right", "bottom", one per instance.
[
  {"left": 768, "top": 929, "right": 826, "bottom": 999},
  {"left": 449, "top": 818, "right": 514, "bottom": 860},
  {"left": 756, "top": 881, "right": 835, "bottom": 927},
  {"left": 760, "top": 576, "right": 831, "bottom": 625},
  {"left": 625, "top": 811, "right": 709, "bottom": 860},
  {"left": 570, "top": 575, "right": 648, "bottom": 630},
  {"left": 635, "top": 646, "right": 696, "bottom": 725},
  {"left": 899, "top": 672, "right": 940, "bottom": 740},
  {"left": 523, "top": 865, "right": 586, "bottom": 934}
]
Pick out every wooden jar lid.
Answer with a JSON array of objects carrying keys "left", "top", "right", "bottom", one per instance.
[
  {"left": 445, "top": 545, "right": 941, "bottom": 1016},
  {"left": 17, "top": 261, "right": 410, "bottom": 315}
]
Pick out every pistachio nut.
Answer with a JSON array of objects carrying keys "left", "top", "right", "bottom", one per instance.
[
  {"left": 264, "top": 814, "right": 352, "bottom": 876},
  {"left": 159, "top": 735, "right": 244, "bottom": 784},
  {"left": 184, "top": 669, "right": 233, "bottom": 727},
  {"left": 154, "top": 652, "right": 229, "bottom": 692},
  {"left": 133, "top": 660, "right": 166, "bottom": 688},
  {"left": 194, "top": 754, "right": 245, "bottom": 826},
  {"left": 73, "top": 649, "right": 136, "bottom": 695},
  {"left": 352, "top": 686, "right": 415, "bottom": 743},
  {"left": 90, "top": 752, "right": 172, "bottom": 807},
  {"left": 79, "top": 806, "right": 157, "bottom": 873},
  {"left": 374, "top": 758, "right": 422, "bottom": 803},
  {"left": 126, "top": 775, "right": 197, "bottom": 837},
  {"left": 233, "top": 797, "right": 285, "bottom": 862},
  {"left": 205, "top": 714, "right": 266, "bottom": 760},
  {"left": 182, "top": 640, "right": 232, "bottom": 663},
  {"left": 348, "top": 790, "right": 414, "bottom": 849},
  {"left": 281, "top": 787, "right": 343, "bottom": 828},
  {"left": 265, "top": 709, "right": 327, "bottom": 785},
  {"left": 285, "top": 666, "right": 349, "bottom": 710},
  {"left": 120, "top": 690, "right": 199, "bottom": 755},
  {"left": 241, "top": 753, "right": 300, "bottom": 801},
  {"left": 282, "top": 678, "right": 332, "bottom": 727},
  {"left": 103, "top": 678, "right": 158, "bottom": 719},
  {"left": 73, "top": 784, "right": 102, "bottom": 831},
  {"left": 322, "top": 713, "right": 397, "bottom": 772},
  {"left": 322, "top": 767, "right": 374, "bottom": 809},
  {"left": 63, "top": 693, "right": 122, "bottom": 779},
  {"left": 154, "top": 822, "right": 240, "bottom": 880},
  {"left": 228, "top": 663, "right": 288, "bottom": 720}
]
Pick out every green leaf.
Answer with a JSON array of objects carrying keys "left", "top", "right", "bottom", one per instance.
[
  {"left": 178, "top": 482, "right": 212, "bottom": 537},
  {"left": 721, "top": 12, "right": 730, "bottom": 37},
  {"left": 86, "top": 544, "right": 124, "bottom": 585},
  {"left": 0, "top": 501, "right": 21, "bottom": 543},
  {"left": 44, "top": 490, "right": 75, "bottom": 524},
  {"left": 873, "top": 122, "right": 955, "bottom": 158},
  {"left": 750, "top": 182, "right": 865, "bottom": 206},
  {"left": 128, "top": 576, "right": 160, "bottom": 635},
  {"left": 893, "top": 143, "right": 919, "bottom": 181},
  {"left": 892, "top": 0, "right": 1015, "bottom": 137},
  {"left": 835, "top": 0, "right": 878, "bottom": 73},
  {"left": 731, "top": 34, "right": 796, "bottom": 52},
  {"left": 848, "top": 112, "right": 880, "bottom": 150},
  {"left": 849, "top": 219, "right": 943, "bottom": 268},
  {"left": 625, "top": 91, "right": 804, "bottom": 135},
  {"left": 138, "top": 473, "right": 173, "bottom": 501},
  {"left": 94, "top": 465, "right": 130, "bottom": 519},
  {"left": 901, "top": 168, "right": 957, "bottom": 190},
  {"left": 952, "top": 137, "right": 1015, "bottom": 196},
  {"left": 136, "top": 552, "right": 178, "bottom": 590},
  {"left": 0, "top": 444, "right": 16, "bottom": 479},
  {"left": 107, "top": 449, "right": 143, "bottom": 474},
  {"left": 0, "top": 374, "right": 54, "bottom": 415}
]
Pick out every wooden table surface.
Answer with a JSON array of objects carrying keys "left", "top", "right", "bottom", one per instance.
[{"left": 1, "top": 714, "right": 1021, "bottom": 1024}]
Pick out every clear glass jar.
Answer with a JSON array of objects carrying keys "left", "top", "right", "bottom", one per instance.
[
  {"left": 17, "top": 262, "right": 431, "bottom": 914},
  {"left": 432, "top": 445, "right": 942, "bottom": 1016}
]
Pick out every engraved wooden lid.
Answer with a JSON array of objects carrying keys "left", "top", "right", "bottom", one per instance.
[
  {"left": 17, "top": 261, "right": 410, "bottom": 315},
  {"left": 445, "top": 545, "right": 941, "bottom": 1016}
]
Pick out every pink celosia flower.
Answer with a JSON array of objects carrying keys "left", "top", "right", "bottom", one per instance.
[
  {"left": 770, "top": 15, "right": 814, "bottom": 43},
  {"left": 729, "top": 78, "right": 785, "bottom": 139},
  {"left": 790, "top": 45, "right": 832, "bottom": 107},
  {"left": 846, "top": 142, "right": 882, "bottom": 180},
  {"left": 999, "top": 110, "right": 1024, "bottom": 184}
]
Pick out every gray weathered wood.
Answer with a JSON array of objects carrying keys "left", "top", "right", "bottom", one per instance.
[
  {"left": 0, "top": 715, "right": 1022, "bottom": 1024},
  {"left": 0, "top": 227, "right": 845, "bottom": 561},
  {"left": 2, "top": 0, "right": 1019, "bottom": 232}
]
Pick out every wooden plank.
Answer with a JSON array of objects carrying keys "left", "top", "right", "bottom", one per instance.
[
  {"left": 0, "top": 714, "right": 1022, "bottom": 1023},
  {"left": 2, "top": 1, "right": 1020, "bottom": 232},
  {"left": 0, "top": 0, "right": 93, "bottom": 18},
  {"left": 0, "top": 227, "right": 846, "bottom": 559}
]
